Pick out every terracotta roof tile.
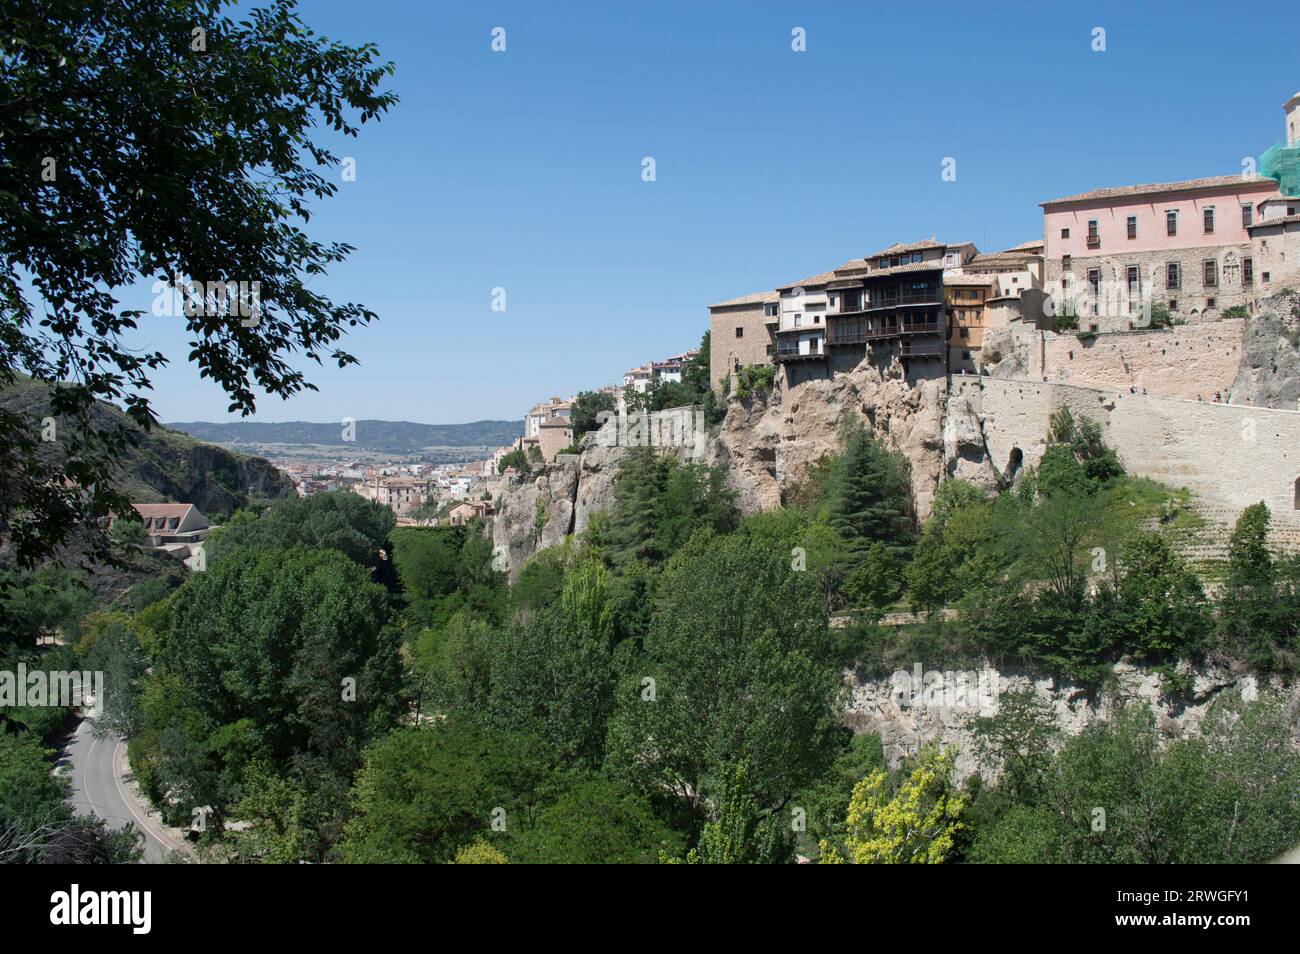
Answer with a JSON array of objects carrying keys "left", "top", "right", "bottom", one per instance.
[
  {"left": 1042, "top": 174, "right": 1276, "bottom": 206},
  {"left": 777, "top": 269, "right": 840, "bottom": 291},
  {"left": 709, "top": 289, "right": 779, "bottom": 309},
  {"left": 1248, "top": 213, "right": 1300, "bottom": 229}
]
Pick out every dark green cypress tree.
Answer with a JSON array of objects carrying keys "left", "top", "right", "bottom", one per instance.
[{"left": 825, "top": 426, "right": 915, "bottom": 558}]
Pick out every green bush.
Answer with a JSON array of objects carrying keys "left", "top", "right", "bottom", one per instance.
[{"left": 734, "top": 364, "right": 776, "bottom": 399}]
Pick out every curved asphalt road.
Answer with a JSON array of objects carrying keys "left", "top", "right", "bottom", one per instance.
[{"left": 62, "top": 719, "right": 187, "bottom": 864}]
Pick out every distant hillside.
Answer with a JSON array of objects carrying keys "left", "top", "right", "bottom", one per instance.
[
  {"left": 168, "top": 418, "right": 523, "bottom": 455},
  {"left": 1, "top": 377, "right": 294, "bottom": 517}
]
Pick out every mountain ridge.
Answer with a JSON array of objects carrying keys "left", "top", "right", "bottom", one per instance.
[{"left": 167, "top": 418, "right": 524, "bottom": 455}]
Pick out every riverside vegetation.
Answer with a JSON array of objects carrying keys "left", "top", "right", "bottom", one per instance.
[{"left": 4, "top": 411, "right": 1298, "bottom": 864}]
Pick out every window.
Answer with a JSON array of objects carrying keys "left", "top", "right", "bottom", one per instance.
[
  {"left": 962, "top": 351, "right": 972, "bottom": 360},
  {"left": 1086, "top": 219, "right": 1100, "bottom": 247},
  {"left": 1062, "top": 254, "right": 1072, "bottom": 271},
  {"left": 1206, "top": 297, "right": 1216, "bottom": 308},
  {"left": 1244, "top": 256, "right": 1254, "bottom": 286},
  {"left": 1167, "top": 210, "right": 1178, "bottom": 236},
  {"left": 1242, "top": 203, "right": 1253, "bottom": 228},
  {"left": 763, "top": 302, "right": 778, "bottom": 318},
  {"left": 1088, "top": 268, "right": 1100, "bottom": 316},
  {"left": 959, "top": 327, "right": 970, "bottom": 339},
  {"left": 1203, "top": 259, "right": 1218, "bottom": 287},
  {"left": 1203, "top": 206, "right": 1215, "bottom": 233},
  {"left": 735, "top": 326, "right": 744, "bottom": 338},
  {"left": 1263, "top": 271, "right": 1271, "bottom": 283},
  {"left": 1061, "top": 227, "right": 1070, "bottom": 239},
  {"left": 1289, "top": 205, "right": 1297, "bottom": 216},
  {"left": 1166, "top": 261, "right": 1181, "bottom": 289},
  {"left": 1168, "top": 300, "right": 1177, "bottom": 311},
  {"left": 794, "top": 313, "right": 803, "bottom": 327},
  {"left": 1127, "top": 215, "right": 1137, "bottom": 239}
]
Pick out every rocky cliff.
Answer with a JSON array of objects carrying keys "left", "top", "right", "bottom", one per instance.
[
  {"left": 716, "top": 355, "right": 949, "bottom": 522},
  {"left": 1, "top": 376, "right": 294, "bottom": 518},
  {"left": 844, "top": 662, "right": 1299, "bottom": 784},
  {"left": 1230, "top": 289, "right": 1300, "bottom": 409},
  {"left": 490, "top": 358, "right": 958, "bottom": 574},
  {"left": 490, "top": 457, "right": 579, "bottom": 574}
]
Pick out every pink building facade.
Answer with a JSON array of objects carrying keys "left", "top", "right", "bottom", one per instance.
[{"left": 1042, "top": 175, "right": 1282, "bottom": 330}]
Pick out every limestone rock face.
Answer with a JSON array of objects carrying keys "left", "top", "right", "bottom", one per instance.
[
  {"left": 717, "top": 360, "right": 950, "bottom": 522},
  {"left": 490, "top": 458, "right": 578, "bottom": 577},
  {"left": 1231, "top": 290, "right": 1300, "bottom": 409},
  {"left": 572, "top": 437, "right": 623, "bottom": 540},
  {"left": 843, "top": 662, "right": 1294, "bottom": 785}
]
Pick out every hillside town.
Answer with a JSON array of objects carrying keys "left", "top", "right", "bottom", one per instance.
[
  {"left": 246, "top": 348, "right": 701, "bottom": 529},
  {"left": 709, "top": 91, "right": 1300, "bottom": 394},
  {"left": 11, "top": 0, "right": 1300, "bottom": 892},
  {"left": 126, "top": 91, "right": 1300, "bottom": 559}
]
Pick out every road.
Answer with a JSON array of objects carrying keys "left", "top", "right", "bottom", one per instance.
[{"left": 61, "top": 719, "right": 188, "bottom": 864}]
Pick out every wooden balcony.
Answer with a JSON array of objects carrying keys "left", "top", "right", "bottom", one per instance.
[
  {"left": 826, "top": 317, "right": 942, "bottom": 346},
  {"left": 774, "top": 343, "right": 825, "bottom": 363},
  {"left": 899, "top": 340, "right": 945, "bottom": 359}
]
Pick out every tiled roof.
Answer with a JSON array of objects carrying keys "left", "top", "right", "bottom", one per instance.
[
  {"left": 944, "top": 273, "right": 998, "bottom": 286},
  {"left": 1004, "top": 239, "right": 1044, "bottom": 252},
  {"left": 1041, "top": 174, "right": 1276, "bottom": 206},
  {"left": 864, "top": 237, "right": 945, "bottom": 259},
  {"left": 709, "top": 289, "right": 779, "bottom": 309},
  {"left": 132, "top": 503, "right": 194, "bottom": 520},
  {"left": 966, "top": 252, "right": 1039, "bottom": 270},
  {"left": 777, "top": 269, "right": 840, "bottom": 291},
  {"left": 837, "top": 259, "right": 944, "bottom": 278},
  {"left": 1248, "top": 213, "right": 1300, "bottom": 229}
]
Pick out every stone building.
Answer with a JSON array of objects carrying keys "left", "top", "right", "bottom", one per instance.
[
  {"left": 357, "top": 474, "right": 434, "bottom": 516},
  {"left": 538, "top": 415, "right": 574, "bottom": 461},
  {"left": 1042, "top": 174, "right": 1281, "bottom": 330},
  {"left": 944, "top": 273, "right": 996, "bottom": 373},
  {"left": 1247, "top": 205, "right": 1300, "bottom": 300},
  {"left": 708, "top": 289, "right": 779, "bottom": 392}
]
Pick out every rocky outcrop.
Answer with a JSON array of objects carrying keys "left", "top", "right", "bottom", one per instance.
[
  {"left": 572, "top": 438, "right": 624, "bottom": 540},
  {"left": 844, "top": 662, "right": 1298, "bottom": 784},
  {"left": 490, "top": 458, "right": 579, "bottom": 576},
  {"left": 491, "top": 411, "right": 727, "bottom": 576},
  {"left": 0, "top": 375, "right": 294, "bottom": 517},
  {"left": 717, "top": 355, "right": 949, "bottom": 521},
  {"left": 1230, "top": 289, "right": 1300, "bottom": 409},
  {"left": 127, "top": 437, "right": 294, "bottom": 517}
]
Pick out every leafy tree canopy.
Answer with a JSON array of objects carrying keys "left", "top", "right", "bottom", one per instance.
[{"left": 0, "top": 0, "right": 394, "bottom": 566}]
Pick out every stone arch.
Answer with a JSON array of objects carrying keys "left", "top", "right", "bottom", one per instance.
[{"left": 1007, "top": 447, "right": 1024, "bottom": 478}]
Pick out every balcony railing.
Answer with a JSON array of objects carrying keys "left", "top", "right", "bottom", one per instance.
[
  {"left": 898, "top": 341, "right": 945, "bottom": 358},
  {"left": 827, "top": 318, "right": 942, "bottom": 346},
  {"left": 1086, "top": 234, "right": 1101, "bottom": 249},
  {"left": 774, "top": 343, "right": 825, "bottom": 362}
]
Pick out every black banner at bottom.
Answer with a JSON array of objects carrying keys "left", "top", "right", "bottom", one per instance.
[{"left": 1, "top": 863, "right": 1280, "bottom": 940}]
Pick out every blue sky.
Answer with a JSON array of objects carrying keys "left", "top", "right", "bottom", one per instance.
[{"left": 131, "top": 0, "right": 1299, "bottom": 424}]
